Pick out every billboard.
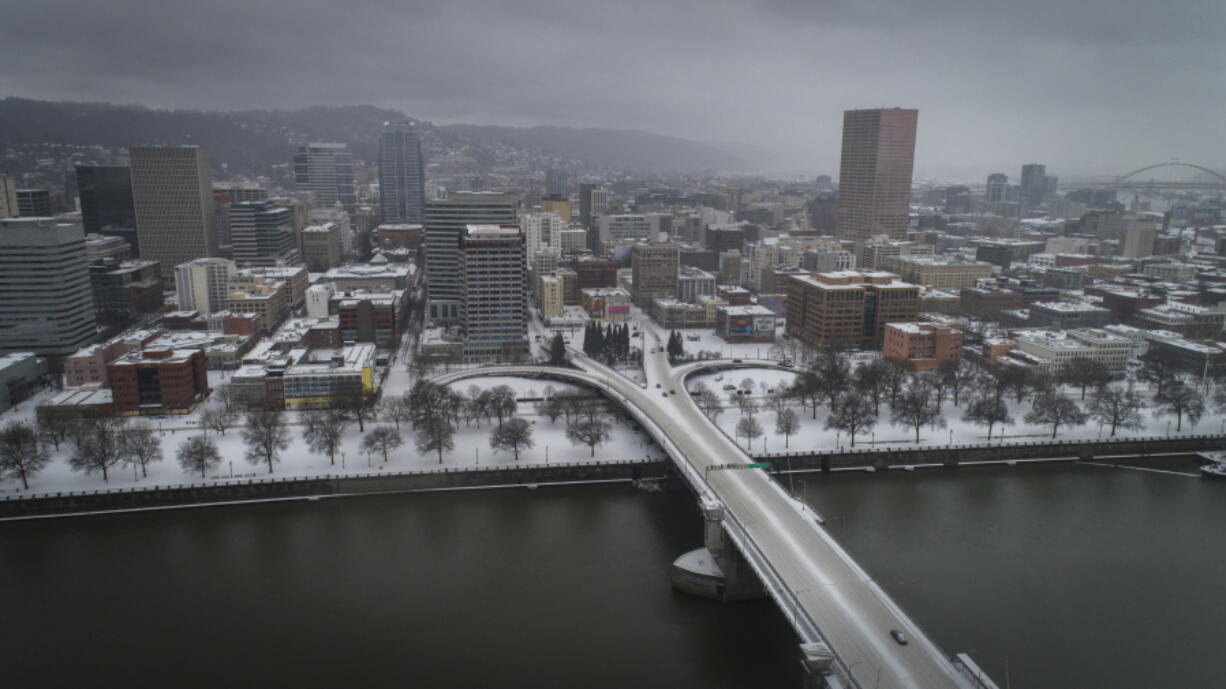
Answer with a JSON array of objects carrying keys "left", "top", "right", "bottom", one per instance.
[{"left": 753, "top": 316, "right": 775, "bottom": 336}]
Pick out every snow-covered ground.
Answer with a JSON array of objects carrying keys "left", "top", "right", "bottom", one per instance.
[
  {"left": 688, "top": 367, "right": 1225, "bottom": 455},
  {"left": 0, "top": 376, "right": 664, "bottom": 499}
]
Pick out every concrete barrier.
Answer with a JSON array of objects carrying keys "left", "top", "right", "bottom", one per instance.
[{"left": 0, "top": 460, "right": 674, "bottom": 518}]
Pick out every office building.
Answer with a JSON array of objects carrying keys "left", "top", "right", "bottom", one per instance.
[
  {"left": 545, "top": 168, "right": 568, "bottom": 199},
  {"left": 0, "top": 352, "right": 49, "bottom": 411},
  {"left": 631, "top": 243, "right": 680, "bottom": 307},
  {"left": 520, "top": 212, "right": 564, "bottom": 269},
  {"left": 785, "top": 271, "right": 920, "bottom": 349},
  {"left": 598, "top": 214, "right": 653, "bottom": 245},
  {"left": 16, "top": 189, "right": 53, "bottom": 217},
  {"left": 883, "top": 323, "right": 963, "bottom": 371},
  {"left": 76, "top": 166, "right": 139, "bottom": 256},
  {"left": 294, "top": 143, "right": 355, "bottom": 211},
  {"left": 579, "top": 183, "right": 609, "bottom": 229},
  {"left": 574, "top": 257, "right": 619, "bottom": 289},
  {"left": 985, "top": 173, "right": 1009, "bottom": 203},
  {"left": 676, "top": 266, "right": 716, "bottom": 303},
  {"left": 301, "top": 222, "right": 343, "bottom": 271},
  {"left": 333, "top": 290, "right": 409, "bottom": 347},
  {"left": 835, "top": 108, "right": 918, "bottom": 243},
  {"left": 108, "top": 348, "right": 210, "bottom": 414},
  {"left": 1121, "top": 224, "right": 1158, "bottom": 259},
  {"left": 459, "top": 225, "right": 528, "bottom": 362},
  {"left": 378, "top": 122, "right": 426, "bottom": 224},
  {"left": 424, "top": 192, "right": 517, "bottom": 322},
  {"left": 541, "top": 197, "right": 571, "bottom": 222},
  {"left": 0, "top": 218, "right": 97, "bottom": 360},
  {"left": 175, "top": 257, "right": 236, "bottom": 314},
  {"left": 1021, "top": 164, "right": 1047, "bottom": 207},
  {"left": 1028, "top": 301, "right": 1112, "bottom": 329},
  {"left": 89, "top": 258, "right": 163, "bottom": 327},
  {"left": 538, "top": 274, "right": 563, "bottom": 318},
  {"left": 0, "top": 172, "right": 17, "bottom": 217},
  {"left": 229, "top": 201, "right": 299, "bottom": 266},
  {"left": 129, "top": 146, "right": 217, "bottom": 272},
  {"left": 883, "top": 255, "right": 994, "bottom": 289},
  {"left": 560, "top": 227, "right": 588, "bottom": 251}
]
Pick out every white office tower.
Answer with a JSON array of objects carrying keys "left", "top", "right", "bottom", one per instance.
[
  {"left": 175, "top": 257, "right": 237, "bottom": 313},
  {"left": 519, "top": 211, "right": 563, "bottom": 269},
  {"left": 0, "top": 218, "right": 96, "bottom": 358}
]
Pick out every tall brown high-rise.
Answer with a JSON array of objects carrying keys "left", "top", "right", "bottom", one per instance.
[{"left": 835, "top": 108, "right": 918, "bottom": 244}]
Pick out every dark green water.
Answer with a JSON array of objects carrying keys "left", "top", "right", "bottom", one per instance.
[
  {"left": 803, "top": 461, "right": 1226, "bottom": 689},
  {"left": 0, "top": 486, "right": 797, "bottom": 689}
]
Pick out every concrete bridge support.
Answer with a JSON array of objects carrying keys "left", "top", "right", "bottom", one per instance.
[{"left": 670, "top": 498, "right": 765, "bottom": 601}]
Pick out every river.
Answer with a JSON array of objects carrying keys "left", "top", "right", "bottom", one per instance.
[
  {"left": 0, "top": 485, "right": 796, "bottom": 689},
  {"left": 801, "top": 459, "right": 1226, "bottom": 689}
]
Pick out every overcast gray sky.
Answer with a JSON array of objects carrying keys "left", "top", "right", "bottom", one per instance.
[{"left": 2, "top": 0, "right": 1223, "bottom": 178}]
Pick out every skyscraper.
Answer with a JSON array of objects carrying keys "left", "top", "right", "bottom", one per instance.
[
  {"left": 174, "top": 257, "right": 236, "bottom": 313},
  {"left": 545, "top": 168, "right": 568, "bottom": 199},
  {"left": 294, "top": 143, "right": 355, "bottom": 211},
  {"left": 0, "top": 171, "right": 17, "bottom": 218},
  {"left": 378, "top": 122, "right": 426, "bottom": 224},
  {"left": 459, "top": 225, "right": 527, "bottom": 362},
  {"left": 129, "top": 146, "right": 217, "bottom": 272},
  {"left": 423, "top": 192, "right": 518, "bottom": 322},
  {"left": 229, "top": 201, "right": 299, "bottom": 266},
  {"left": 1021, "top": 163, "right": 1047, "bottom": 208},
  {"left": 985, "top": 173, "right": 1009, "bottom": 204},
  {"left": 0, "top": 218, "right": 96, "bottom": 360},
  {"left": 76, "top": 165, "right": 139, "bottom": 255},
  {"left": 579, "top": 183, "right": 608, "bottom": 229},
  {"left": 834, "top": 108, "right": 918, "bottom": 244}
]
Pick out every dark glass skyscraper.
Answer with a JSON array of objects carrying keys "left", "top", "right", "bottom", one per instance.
[
  {"left": 76, "top": 165, "right": 139, "bottom": 255},
  {"left": 378, "top": 122, "right": 426, "bottom": 224},
  {"left": 293, "top": 143, "right": 355, "bottom": 211}
]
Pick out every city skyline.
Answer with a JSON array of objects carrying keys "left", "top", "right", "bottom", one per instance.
[{"left": 1, "top": 0, "right": 1224, "bottom": 175}]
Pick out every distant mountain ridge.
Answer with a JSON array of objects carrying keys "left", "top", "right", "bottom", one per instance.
[{"left": 0, "top": 97, "right": 748, "bottom": 175}]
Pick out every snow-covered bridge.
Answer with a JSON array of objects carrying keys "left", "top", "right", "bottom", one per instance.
[{"left": 430, "top": 346, "right": 995, "bottom": 689}]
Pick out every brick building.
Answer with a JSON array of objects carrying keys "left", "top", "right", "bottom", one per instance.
[
  {"left": 107, "top": 348, "right": 209, "bottom": 414},
  {"left": 786, "top": 271, "right": 920, "bottom": 349},
  {"left": 882, "top": 322, "right": 963, "bottom": 371}
]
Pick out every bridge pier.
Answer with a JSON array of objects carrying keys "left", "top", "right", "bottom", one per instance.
[
  {"left": 669, "top": 498, "right": 765, "bottom": 601},
  {"left": 799, "top": 641, "right": 834, "bottom": 688}
]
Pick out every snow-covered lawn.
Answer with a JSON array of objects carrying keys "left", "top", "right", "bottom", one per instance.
[
  {"left": 687, "top": 367, "right": 1224, "bottom": 455},
  {"left": 0, "top": 376, "right": 664, "bottom": 499}
]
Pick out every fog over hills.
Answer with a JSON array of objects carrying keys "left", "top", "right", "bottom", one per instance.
[{"left": 0, "top": 97, "right": 751, "bottom": 176}]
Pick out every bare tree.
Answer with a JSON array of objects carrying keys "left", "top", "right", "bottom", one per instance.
[
  {"left": 1024, "top": 391, "right": 1088, "bottom": 439},
  {"left": 788, "top": 370, "right": 824, "bottom": 419},
  {"left": 775, "top": 408, "right": 801, "bottom": 449},
  {"left": 938, "top": 359, "right": 973, "bottom": 407},
  {"left": 1088, "top": 384, "right": 1144, "bottom": 436},
  {"left": 212, "top": 383, "right": 239, "bottom": 412},
  {"left": 736, "top": 416, "right": 764, "bottom": 451},
  {"left": 890, "top": 380, "right": 946, "bottom": 443},
  {"left": 413, "top": 387, "right": 457, "bottom": 465},
  {"left": 36, "top": 414, "right": 73, "bottom": 451},
  {"left": 854, "top": 361, "right": 888, "bottom": 414},
  {"left": 1137, "top": 348, "right": 1181, "bottom": 398},
  {"left": 177, "top": 435, "right": 222, "bottom": 478},
  {"left": 340, "top": 390, "right": 376, "bottom": 432},
  {"left": 824, "top": 392, "right": 876, "bottom": 447},
  {"left": 362, "top": 425, "right": 404, "bottom": 464},
  {"left": 1061, "top": 357, "right": 1113, "bottom": 400},
  {"left": 0, "top": 421, "right": 50, "bottom": 489},
  {"left": 1153, "top": 379, "right": 1204, "bottom": 432},
  {"left": 304, "top": 409, "right": 348, "bottom": 465},
  {"left": 698, "top": 388, "right": 724, "bottom": 421},
  {"left": 766, "top": 389, "right": 792, "bottom": 416},
  {"left": 121, "top": 423, "right": 163, "bottom": 478},
  {"left": 69, "top": 417, "right": 129, "bottom": 482},
  {"left": 880, "top": 358, "right": 910, "bottom": 408},
  {"left": 377, "top": 393, "right": 413, "bottom": 430},
  {"left": 488, "top": 385, "right": 518, "bottom": 427},
  {"left": 535, "top": 396, "right": 565, "bottom": 424},
  {"left": 489, "top": 417, "right": 535, "bottom": 461},
  {"left": 242, "top": 410, "right": 290, "bottom": 474},
  {"left": 565, "top": 417, "right": 612, "bottom": 457},
  {"left": 199, "top": 404, "right": 237, "bottom": 435},
  {"left": 962, "top": 394, "right": 1012, "bottom": 441}
]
